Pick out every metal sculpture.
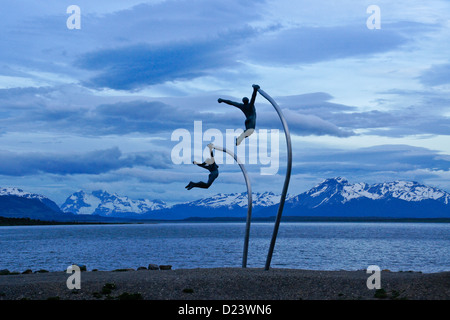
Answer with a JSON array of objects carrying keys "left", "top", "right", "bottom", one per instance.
[
  {"left": 212, "top": 144, "right": 252, "bottom": 268},
  {"left": 257, "top": 88, "right": 293, "bottom": 271},
  {"left": 185, "top": 143, "right": 219, "bottom": 190},
  {"left": 218, "top": 84, "right": 260, "bottom": 146}
]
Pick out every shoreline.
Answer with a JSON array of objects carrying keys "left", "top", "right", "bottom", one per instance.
[
  {"left": 0, "top": 268, "right": 448, "bottom": 300},
  {"left": 2, "top": 216, "right": 450, "bottom": 226}
]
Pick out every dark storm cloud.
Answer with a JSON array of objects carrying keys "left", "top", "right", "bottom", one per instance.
[
  {"left": 75, "top": 39, "right": 243, "bottom": 90},
  {"left": 0, "top": 147, "right": 170, "bottom": 176},
  {"left": 89, "top": 99, "right": 353, "bottom": 137},
  {"left": 0, "top": 85, "right": 354, "bottom": 138},
  {"left": 293, "top": 145, "right": 450, "bottom": 175},
  {"left": 75, "top": 21, "right": 411, "bottom": 90},
  {"left": 0, "top": 0, "right": 265, "bottom": 80},
  {"left": 2, "top": 83, "right": 447, "bottom": 138},
  {"left": 275, "top": 91, "right": 450, "bottom": 137}
]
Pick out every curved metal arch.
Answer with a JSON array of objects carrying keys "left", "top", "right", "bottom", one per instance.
[
  {"left": 257, "top": 88, "right": 293, "bottom": 271},
  {"left": 212, "top": 144, "right": 252, "bottom": 268}
]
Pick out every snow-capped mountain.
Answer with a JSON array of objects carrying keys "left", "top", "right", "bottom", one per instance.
[
  {"left": 155, "top": 191, "right": 285, "bottom": 220},
  {"left": 289, "top": 177, "right": 450, "bottom": 206},
  {"left": 0, "top": 187, "right": 63, "bottom": 213},
  {"left": 182, "top": 192, "right": 282, "bottom": 209},
  {"left": 61, "top": 190, "right": 282, "bottom": 219},
  {"left": 61, "top": 190, "right": 167, "bottom": 217},
  {"left": 0, "top": 187, "right": 46, "bottom": 199},
  {"left": 2, "top": 178, "right": 449, "bottom": 222},
  {"left": 367, "top": 180, "right": 449, "bottom": 203},
  {"left": 0, "top": 187, "right": 67, "bottom": 220},
  {"left": 277, "top": 177, "right": 450, "bottom": 218},
  {"left": 59, "top": 179, "right": 450, "bottom": 220}
]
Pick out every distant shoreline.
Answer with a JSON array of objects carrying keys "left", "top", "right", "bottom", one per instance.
[
  {"left": 0, "top": 217, "right": 115, "bottom": 226},
  {"left": 1, "top": 216, "right": 450, "bottom": 226},
  {"left": 179, "top": 216, "right": 450, "bottom": 223}
]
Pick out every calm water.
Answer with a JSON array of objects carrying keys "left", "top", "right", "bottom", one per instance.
[{"left": 0, "top": 222, "right": 449, "bottom": 273}]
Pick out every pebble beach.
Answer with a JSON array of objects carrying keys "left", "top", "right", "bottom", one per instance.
[{"left": 0, "top": 267, "right": 448, "bottom": 300}]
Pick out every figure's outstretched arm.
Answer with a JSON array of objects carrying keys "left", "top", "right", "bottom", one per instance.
[
  {"left": 204, "top": 152, "right": 215, "bottom": 165},
  {"left": 204, "top": 143, "right": 215, "bottom": 164},
  {"left": 193, "top": 161, "right": 208, "bottom": 168},
  {"left": 218, "top": 98, "right": 241, "bottom": 108},
  {"left": 194, "top": 144, "right": 215, "bottom": 165},
  {"left": 250, "top": 84, "right": 260, "bottom": 105}
]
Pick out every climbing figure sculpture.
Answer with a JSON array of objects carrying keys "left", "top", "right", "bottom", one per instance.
[
  {"left": 218, "top": 84, "right": 260, "bottom": 146},
  {"left": 185, "top": 143, "right": 219, "bottom": 190}
]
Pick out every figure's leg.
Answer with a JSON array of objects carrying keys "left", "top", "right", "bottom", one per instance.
[
  {"left": 236, "top": 117, "right": 256, "bottom": 146},
  {"left": 187, "top": 172, "right": 218, "bottom": 190},
  {"left": 187, "top": 181, "right": 210, "bottom": 189},
  {"left": 236, "top": 128, "right": 255, "bottom": 146}
]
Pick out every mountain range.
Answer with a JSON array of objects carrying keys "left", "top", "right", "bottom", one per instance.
[
  {"left": 60, "top": 190, "right": 167, "bottom": 218},
  {"left": 259, "top": 177, "right": 450, "bottom": 218},
  {"left": 0, "top": 187, "right": 72, "bottom": 221},
  {"left": 1, "top": 178, "right": 449, "bottom": 222}
]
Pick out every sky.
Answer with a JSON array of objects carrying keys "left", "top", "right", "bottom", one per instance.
[{"left": 0, "top": 0, "right": 449, "bottom": 205}]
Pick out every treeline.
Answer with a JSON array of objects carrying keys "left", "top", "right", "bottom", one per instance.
[
  {"left": 0, "top": 216, "right": 64, "bottom": 226},
  {"left": 0, "top": 216, "right": 111, "bottom": 226}
]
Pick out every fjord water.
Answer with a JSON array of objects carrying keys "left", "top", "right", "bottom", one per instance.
[{"left": 0, "top": 222, "right": 448, "bottom": 273}]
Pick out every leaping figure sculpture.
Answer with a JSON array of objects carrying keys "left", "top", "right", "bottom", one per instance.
[
  {"left": 185, "top": 85, "right": 291, "bottom": 270},
  {"left": 218, "top": 84, "right": 260, "bottom": 146},
  {"left": 185, "top": 143, "right": 219, "bottom": 190}
]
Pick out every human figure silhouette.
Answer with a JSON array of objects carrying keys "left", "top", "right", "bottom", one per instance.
[
  {"left": 218, "top": 84, "right": 260, "bottom": 146},
  {"left": 185, "top": 144, "right": 219, "bottom": 190}
]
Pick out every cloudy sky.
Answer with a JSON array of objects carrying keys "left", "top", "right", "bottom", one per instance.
[{"left": 1, "top": 0, "right": 449, "bottom": 205}]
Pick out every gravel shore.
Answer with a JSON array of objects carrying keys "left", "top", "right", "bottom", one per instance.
[{"left": 0, "top": 268, "right": 448, "bottom": 300}]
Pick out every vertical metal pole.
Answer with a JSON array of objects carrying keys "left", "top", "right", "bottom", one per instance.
[
  {"left": 257, "top": 88, "right": 293, "bottom": 271},
  {"left": 213, "top": 145, "right": 252, "bottom": 268}
]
